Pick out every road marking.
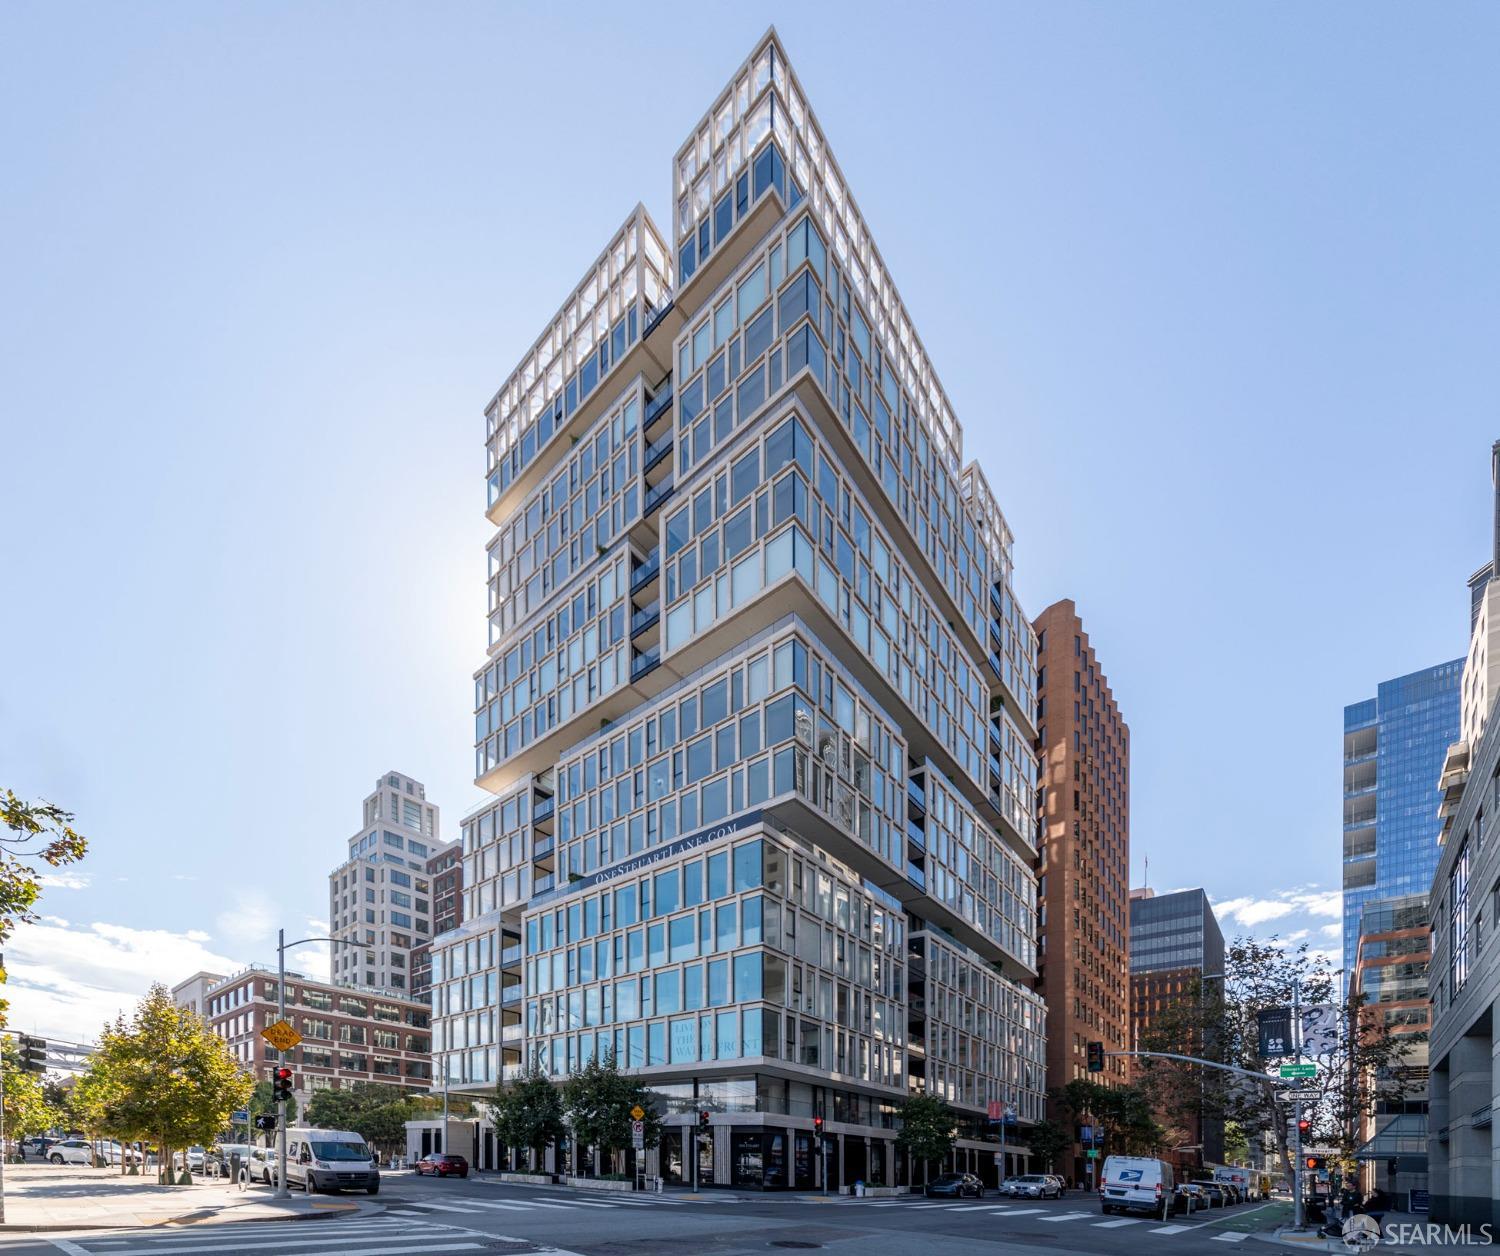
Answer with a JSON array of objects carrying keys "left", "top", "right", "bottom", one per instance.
[
  {"left": 553, "top": 1199, "right": 619, "bottom": 1209},
  {"left": 499, "top": 1200, "right": 579, "bottom": 1210},
  {"left": 91, "top": 1223, "right": 411, "bottom": 1241},
  {"left": 944, "top": 1204, "right": 1003, "bottom": 1211},
  {"left": 71, "top": 1225, "right": 416, "bottom": 1250},
  {"left": 991, "top": 1207, "right": 1044, "bottom": 1215},
  {"left": 94, "top": 1243, "right": 484, "bottom": 1256},
  {"left": 45, "top": 1243, "right": 92, "bottom": 1256},
  {"left": 1211, "top": 1235, "right": 1249, "bottom": 1243},
  {"left": 1093, "top": 1218, "right": 1142, "bottom": 1227},
  {"left": 1036, "top": 1211, "right": 1096, "bottom": 1223},
  {"left": 1150, "top": 1224, "right": 1191, "bottom": 1235}
]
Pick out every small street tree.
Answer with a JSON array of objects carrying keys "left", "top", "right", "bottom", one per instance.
[
  {"left": 1137, "top": 935, "right": 1422, "bottom": 1182},
  {"left": 88, "top": 984, "right": 251, "bottom": 1184},
  {"left": 1021, "top": 1117, "right": 1071, "bottom": 1176},
  {"left": 1, "top": 1040, "right": 58, "bottom": 1150},
  {"left": 488, "top": 1062, "right": 565, "bottom": 1171},
  {"left": 896, "top": 1092, "right": 955, "bottom": 1185},
  {"left": 306, "top": 1082, "right": 412, "bottom": 1159},
  {"left": 0, "top": 791, "right": 88, "bottom": 1026},
  {"left": 1051, "top": 1079, "right": 1163, "bottom": 1156},
  {"left": 561, "top": 1051, "right": 659, "bottom": 1177}
]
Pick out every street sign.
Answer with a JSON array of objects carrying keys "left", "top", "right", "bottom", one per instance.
[
  {"left": 1283, "top": 1089, "right": 1319, "bottom": 1102},
  {"left": 631, "top": 1119, "right": 645, "bottom": 1150},
  {"left": 231, "top": 1108, "right": 249, "bottom": 1123},
  {"left": 1086, "top": 1149, "right": 1100, "bottom": 1159},
  {"left": 261, "top": 1019, "right": 302, "bottom": 1052},
  {"left": 630, "top": 1104, "right": 645, "bottom": 1121},
  {"left": 1279, "top": 1063, "right": 1316, "bottom": 1079}
]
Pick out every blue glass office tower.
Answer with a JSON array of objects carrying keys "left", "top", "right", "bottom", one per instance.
[{"left": 1342, "top": 660, "right": 1462, "bottom": 979}]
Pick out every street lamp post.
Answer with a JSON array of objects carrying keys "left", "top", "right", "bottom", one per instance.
[{"left": 274, "top": 930, "right": 360, "bottom": 1199}]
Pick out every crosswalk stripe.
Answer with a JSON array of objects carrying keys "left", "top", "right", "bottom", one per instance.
[
  {"left": 991, "top": 1207, "right": 1044, "bottom": 1215},
  {"left": 1211, "top": 1234, "right": 1249, "bottom": 1243},
  {"left": 943, "top": 1204, "right": 1001, "bottom": 1211},
  {"left": 1150, "top": 1224, "right": 1191, "bottom": 1234},
  {"left": 560, "top": 1200, "right": 620, "bottom": 1208},
  {"left": 496, "top": 1199, "right": 577, "bottom": 1210},
  {"left": 90, "top": 1241, "right": 484, "bottom": 1256},
  {"left": 74, "top": 1224, "right": 415, "bottom": 1249},
  {"left": 1093, "top": 1218, "right": 1142, "bottom": 1228},
  {"left": 1036, "top": 1212, "right": 1096, "bottom": 1223}
]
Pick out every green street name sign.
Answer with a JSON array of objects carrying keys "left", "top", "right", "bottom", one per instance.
[
  {"left": 1086, "top": 1149, "right": 1100, "bottom": 1159},
  {"left": 1279, "top": 1064, "right": 1317, "bottom": 1079}
]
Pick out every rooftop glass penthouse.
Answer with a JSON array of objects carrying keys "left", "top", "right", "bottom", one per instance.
[{"left": 433, "top": 29, "right": 1045, "bottom": 1192}]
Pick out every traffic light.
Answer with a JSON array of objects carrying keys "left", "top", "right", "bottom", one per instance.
[
  {"left": 18, "top": 1034, "right": 46, "bottom": 1074},
  {"left": 273, "top": 1066, "right": 293, "bottom": 1105},
  {"left": 1305, "top": 1156, "right": 1325, "bottom": 1172},
  {"left": 813, "top": 1116, "right": 824, "bottom": 1137},
  {"left": 698, "top": 1109, "right": 711, "bottom": 1130},
  {"left": 1086, "top": 1041, "right": 1105, "bottom": 1073},
  {"left": 1297, "top": 1118, "right": 1311, "bottom": 1139},
  {"left": 254, "top": 1114, "right": 278, "bottom": 1132}
]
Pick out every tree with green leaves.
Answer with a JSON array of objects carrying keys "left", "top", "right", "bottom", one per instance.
[
  {"left": 0, "top": 791, "right": 88, "bottom": 1026},
  {"left": 1021, "top": 1117, "right": 1072, "bottom": 1175},
  {"left": 1136, "top": 935, "right": 1422, "bottom": 1181},
  {"left": 896, "top": 1091, "right": 955, "bottom": 1185},
  {"left": 305, "top": 1082, "right": 413, "bottom": 1157},
  {"left": 1051, "top": 1079, "right": 1164, "bottom": 1157},
  {"left": 2, "top": 1040, "right": 58, "bottom": 1154},
  {"left": 86, "top": 984, "right": 251, "bottom": 1184},
  {"left": 488, "top": 1062, "right": 565, "bottom": 1172},
  {"left": 560, "top": 1051, "right": 659, "bottom": 1177}
]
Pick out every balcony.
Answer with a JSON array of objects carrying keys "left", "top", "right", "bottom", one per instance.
[
  {"left": 531, "top": 835, "right": 554, "bottom": 861},
  {"left": 501, "top": 986, "right": 522, "bottom": 1007},
  {"left": 906, "top": 862, "right": 926, "bottom": 890},
  {"left": 642, "top": 475, "right": 675, "bottom": 516},
  {"left": 532, "top": 795, "right": 555, "bottom": 825},
  {"left": 907, "top": 778, "right": 926, "bottom": 812},
  {"left": 631, "top": 600, "right": 661, "bottom": 637},
  {"left": 631, "top": 645, "right": 661, "bottom": 681},
  {"left": 533, "top": 873, "right": 555, "bottom": 895},
  {"left": 643, "top": 432, "right": 673, "bottom": 476},
  {"left": 501, "top": 1023, "right": 524, "bottom": 1044},
  {"left": 1475, "top": 1105, "right": 1493, "bottom": 1129},
  {"left": 501, "top": 946, "right": 523, "bottom": 967},
  {"left": 631, "top": 548, "right": 661, "bottom": 594},
  {"left": 642, "top": 300, "right": 676, "bottom": 342}
]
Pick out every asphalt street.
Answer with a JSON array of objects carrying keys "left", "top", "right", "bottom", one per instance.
[{"left": 0, "top": 1171, "right": 1291, "bottom": 1256}]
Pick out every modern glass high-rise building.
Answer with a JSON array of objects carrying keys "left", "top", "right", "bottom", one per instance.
[
  {"left": 426, "top": 30, "right": 1046, "bottom": 1191},
  {"left": 1342, "top": 660, "right": 1462, "bottom": 979}
]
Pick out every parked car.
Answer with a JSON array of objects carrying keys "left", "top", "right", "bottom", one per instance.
[
  {"left": 249, "top": 1147, "right": 279, "bottom": 1185},
  {"left": 924, "top": 1172, "right": 986, "bottom": 1199},
  {"left": 1197, "top": 1181, "right": 1227, "bottom": 1207},
  {"left": 415, "top": 1153, "right": 469, "bottom": 1178},
  {"left": 999, "top": 1176, "right": 1028, "bottom": 1196},
  {"left": 284, "top": 1127, "right": 380, "bottom": 1195},
  {"left": 1043, "top": 1174, "right": 1067, "bottom": 1195},
  {"left": 1099, "top": 1154, "right": 1176, "bottom": 1220},
  {"left": 47, "top": 1139, "right": 142, "bottom": 1167},
  {"left": 1011, "top": 1174, "right": 1062, "bottom": 1199},
  {"left": 1177, "top": 1183, "right": 1206, "bottom": 1214},
  {"left": 21, "top": 1137, "right": 59, "bottom": 1158}
]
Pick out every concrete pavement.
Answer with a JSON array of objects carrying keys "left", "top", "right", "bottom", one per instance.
[{"left": 0, "top": 1164, "right": 376, "bottom": 1232}]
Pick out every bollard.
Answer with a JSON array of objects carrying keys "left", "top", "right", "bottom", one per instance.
[{"left": 855, "top": 1180, "right": 865, "bottom": 1198}]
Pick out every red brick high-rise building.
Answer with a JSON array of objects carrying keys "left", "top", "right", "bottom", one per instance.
[{"left": 1033, "top": 599, "right": 1131, "bottom": 1186}]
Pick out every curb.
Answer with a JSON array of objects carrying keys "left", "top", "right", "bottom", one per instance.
[{"left": 0, "top": 1196, "right": 383, "bottom": 1234}]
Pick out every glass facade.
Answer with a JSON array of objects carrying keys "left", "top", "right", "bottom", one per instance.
[
  {"left": 1128, "top": 889, "right": 1225, "bottom": 976},
  {"left": 1342, "top": 660, "right": 1462, "bottom": 979},
  {"left": 431, "top": 31, "right": 1046, "bottom": 1188}
]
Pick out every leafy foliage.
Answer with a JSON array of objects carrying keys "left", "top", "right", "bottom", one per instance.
[
  {"left": 1136, "top": 935, "right": 1424, "bottom": 1177},
  {"left": 488, "top": 1062, "right": 566, "bottom": 1168},
  {"left": 305, "top": 1082, "right": 412, "bottom": 1154},
  {"left": 0, "top": 791, "right": 88, "bottom": 1025},
  {"left": 84, "top": 984, "right": 251, "bottom": 1183},
  {"left": 895, "top": 1092, "right": 956, "bottom": 1166},
  {"left": 1050, "top": 1079, "right": 1164, "bottom": 1156},
  {"left": 1, "top": 1039, "right": 59, "bottom": 1140},
  {"left": 560, "top": 1051, "right": 660, "bottom": 1167},
  {"left": 1021, "top": 1117, "right": 1072, "bottom": 1173}
]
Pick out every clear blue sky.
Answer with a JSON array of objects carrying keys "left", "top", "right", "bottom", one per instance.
[{"left": 3, "top": 1, "right": 1496, "bottom": 1039}]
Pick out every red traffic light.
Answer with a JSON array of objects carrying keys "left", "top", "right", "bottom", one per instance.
[
  {"left": 1304, "top": 1157, "right": 1318, "bottom": 1170},
  {"left": 272, "top": 1066, "right": 294, "bottom": 1104},
  {"left": 1297, "top": 1119, "right": 1311, "bottom": 1135},
  {"left": 698, "top": 1109, "right": 710, "bottom": 1129},
  {"left": 813, "top": 1116, "right": 824, "bottom": 1134},
  {"left": 275, "top": 1067, "right": 291, "bottom": 1081}
]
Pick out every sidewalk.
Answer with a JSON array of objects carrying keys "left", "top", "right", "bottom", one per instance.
[
  {"left": 1263, "top": 1209, "right": 1457, "bottom": 1254},
  {"left": 464, "top": 1169, "right": 747, "bottom": 1202},
  {"left": 0, "top": 1164, "right": 379, "bottom": 1232}
]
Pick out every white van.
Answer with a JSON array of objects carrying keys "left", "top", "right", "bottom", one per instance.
[
  {"left": 1099, "top": 1155, "right": 1175, "bottom": 1220},
  {"left": 284, "top": 1128, "right": 379, "bottom": 1195}
]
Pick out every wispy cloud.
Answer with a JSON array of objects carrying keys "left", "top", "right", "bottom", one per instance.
[
  {"left": 1212, "top": 887, "right": 1343, "bottom": 930},
  {"left": 38, "top": 872, "right": 90, "bottom": 890},
  {"left": 5, "top": 917, "right": 243, "bottom": 1042}
]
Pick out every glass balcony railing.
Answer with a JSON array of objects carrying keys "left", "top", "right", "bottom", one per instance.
[
  {"left": 631, "top": 548, "right": 661, "bottom": 593},
  {"left": 642, "top": 432, "right": 673, "bottom": 473},
  {"left": 632, "top": 645, "right": 661, "bottom": 680},
  {"left": 643, "top": 476, "right": 675, "bottom": 514},
  {"left": 631, "top": 600, "right": 661, "bottom": 635}
]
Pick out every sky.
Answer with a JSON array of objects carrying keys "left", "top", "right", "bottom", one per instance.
[{"left": 2, "top": 1, "right": 1497, "bottom": 1042}]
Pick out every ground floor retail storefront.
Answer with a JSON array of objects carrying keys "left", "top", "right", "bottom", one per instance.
[
  {"left": 652, "top": 1123, "right": 1029, "bottom": 1191},
  {"left": 407, "top": 1115, "right": 1029, "bottom": 1192}
]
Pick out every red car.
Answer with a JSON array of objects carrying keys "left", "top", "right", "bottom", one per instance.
[{"left": 416, "top": 1153, "right": 469, "bottom": 1178}]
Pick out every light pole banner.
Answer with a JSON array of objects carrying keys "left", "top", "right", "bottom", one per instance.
[{"left": 1299, "top": 1005, "right": 1340, "bottom": 1059}]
